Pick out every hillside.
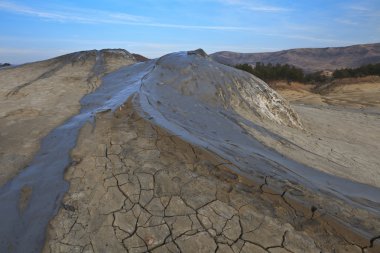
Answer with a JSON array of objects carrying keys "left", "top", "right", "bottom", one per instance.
[
  {"left": 269, "top": 76, "right": 380, "bottom": 108},
  {"left": 132, "top": 53, "right": 149, "bottom": 62},
  {"left": 0, "top": 49, "right": 137, "bottom": 187},
  {"left": 211, "top": 43, "right": 380, "bottom": 72},
  {"left": 0, "top": 49, "right": 379, "bottom": 253}
]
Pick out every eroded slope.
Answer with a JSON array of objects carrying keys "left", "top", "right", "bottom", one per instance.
[{"left": 0, "top": 49, "right": 136, "bottom": 186}]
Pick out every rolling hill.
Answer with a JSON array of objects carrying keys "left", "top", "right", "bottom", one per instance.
[{"left": 211, "top": 43, "right": 380, "bottom": 72}]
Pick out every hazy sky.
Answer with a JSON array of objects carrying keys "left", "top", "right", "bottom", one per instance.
[{"left": 1, "top": 0, "right": 379, "bottom": 63}]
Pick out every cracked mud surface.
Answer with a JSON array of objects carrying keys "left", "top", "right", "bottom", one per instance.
[
  {"left": 43, "top": 101, "right": 375, "bottom": 253},
  {"left": 2, "top": 50, "right": 380, "bottom": 253}
]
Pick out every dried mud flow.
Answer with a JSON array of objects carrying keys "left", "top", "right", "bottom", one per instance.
[{"left": 0, "top": 49, "right": 379, "bottom": 253}]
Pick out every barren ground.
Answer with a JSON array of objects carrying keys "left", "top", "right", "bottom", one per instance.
[
  {"left": 0, "top": 50, "right": 136, "bottom": 186},
  {"left": 1, "top": 52, "right": 379, "bottom": 253},
  {"left": 43, "top": 100, "right": 365, "bottom": 253}
]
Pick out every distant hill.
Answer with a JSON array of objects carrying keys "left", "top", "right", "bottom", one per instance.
[{"left": 211, "top": 43, "right": 380, "bottom": 73}]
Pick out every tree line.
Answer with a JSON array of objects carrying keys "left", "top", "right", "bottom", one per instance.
[
  {"left": 235, "top": 62, "right": 380, "bottom": 84},
  {"left": 235, "top": 63, "right": 304, "bottom": 82},
  {"left": 333, "top": 63, "right": 380, "bottom": 79},
  {"left": 0, "top": 63, "right": 11, "bottom": 68}
]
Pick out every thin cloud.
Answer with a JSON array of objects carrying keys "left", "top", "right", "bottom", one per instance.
[
  {"left": 218, "top": 0, "right": 292, "bottom": 12},
  {"left": 347, "top": 5, "right": 371, "bottom": 12},
  {"left": 345, "top": 4, "right": 380, "bottom": 17},
  {"left": 0, "top": 1, "right": 261, "bottom": 31},
  {"left": 335, "top": 18, "right": 358, "bottom": 26},
  {"left": 0, "top": 1, "right": 150, "bottom": 24},
  {"left": 281, "top": 35, "right": 350, "bottom": 44}
]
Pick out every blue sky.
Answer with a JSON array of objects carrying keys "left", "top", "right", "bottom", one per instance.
[{"left": 0, "top": 0, "right": 379, "bottom": 63}]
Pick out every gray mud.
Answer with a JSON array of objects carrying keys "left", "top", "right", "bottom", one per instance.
[
  {"left": 0, "top": 62, "right": 154, "bottom": 253},
  {"left": 1, "top": 51, "right": 380, "bottom": 252}
]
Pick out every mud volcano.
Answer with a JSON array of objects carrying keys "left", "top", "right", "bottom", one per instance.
[{"left": 0, "top": 49, "right": 379, "bottom": 253}]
